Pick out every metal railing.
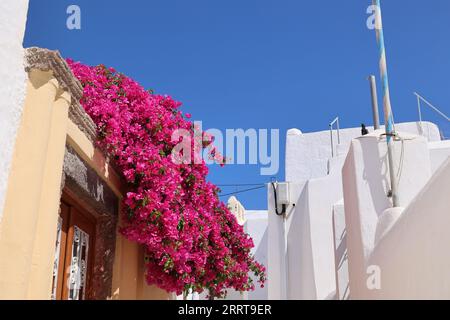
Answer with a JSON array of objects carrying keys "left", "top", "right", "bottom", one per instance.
[
  {"left": 414, "top": 92, "right": 450, "bottom": 137},
  {"left": 329, "top": 117, "right": 341, "bottom": 157}
]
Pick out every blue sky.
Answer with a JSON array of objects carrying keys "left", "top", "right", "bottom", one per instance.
[{"left": 24, "top": 0, "right": 450, "bottom": 209}]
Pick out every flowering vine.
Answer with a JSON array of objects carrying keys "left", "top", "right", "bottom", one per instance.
[{"left": 67, "top": 59, "right": 266, "bottom": 298}]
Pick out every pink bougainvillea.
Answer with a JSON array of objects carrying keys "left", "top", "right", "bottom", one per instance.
[{"left": 67, "top": 60, "right": 266, "bottom": 298}]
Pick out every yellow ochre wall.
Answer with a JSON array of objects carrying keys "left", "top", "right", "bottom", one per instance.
[{"left": 0, "top": 69, "right": 169, "bottom": 300}]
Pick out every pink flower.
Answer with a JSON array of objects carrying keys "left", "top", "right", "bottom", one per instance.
[{"left": 67, "top": 58, "right": 266, "bottom": 299}]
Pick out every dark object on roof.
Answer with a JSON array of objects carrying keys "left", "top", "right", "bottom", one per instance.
[{"left": 361, "top": 123, "right": 369, "bottom": 136}]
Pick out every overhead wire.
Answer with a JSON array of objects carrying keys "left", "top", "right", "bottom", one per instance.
[
  {"left": 216, "top": 183, "right": 267, "bottom": 187},
  {"left": 218, "top": 185, "right": 266, "bottom": 198}
]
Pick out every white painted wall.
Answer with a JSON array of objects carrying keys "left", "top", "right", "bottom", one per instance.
[
  {"left": 268, "top": 166, "right": 343, "bottom": 299},
  {"left": 270, "top": 121, "right": 445, "bottom": 300},
  {"left": 0, "top": 0, "right": 29, "bottom": 222},
  {"left": 269, "top": 181, "right": 314, "bottom": 299},
  {"left": 365, "top": 158, "right": 450, "bottom": 299},
  {"left": 267, "top": 184, "right": 288, "bottom": 299},
  {"left": 342, "top": 130, "right": 437, "bottom": 298},
  {"left": 332, "top": 201, "right": 349, "bottom": 300},
  {"left": 244, "top": 210, "right": 268, "bottom": 300},
  {"left": 428, "top": 140, "right": 450, "bottom": 173},
  {"left": 268, "top": 170, "right": 344, "bottom": 299}
]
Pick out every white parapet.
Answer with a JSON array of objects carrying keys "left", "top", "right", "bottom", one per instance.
[{"left": 286, "top": 122, "right": 441, "bottom": 183}]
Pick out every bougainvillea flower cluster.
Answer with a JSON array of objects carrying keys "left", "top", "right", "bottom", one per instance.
[{"left": 67, "top": 59, "right": 266, "bottom": 298}]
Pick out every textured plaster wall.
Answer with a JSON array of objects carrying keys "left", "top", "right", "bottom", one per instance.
[
  {"left": 0, "top": 0, "right": 29, "bottom": 222},
  {"left": 27, "top": 91, "right": 71, "bottom": 299},
  {"left": 0, "top": 70, "right": 61, "bottom": 298}
]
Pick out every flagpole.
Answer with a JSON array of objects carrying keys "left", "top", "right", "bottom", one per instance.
[{"left": 373, "top": 0, "right": 399, "bottom": 207}]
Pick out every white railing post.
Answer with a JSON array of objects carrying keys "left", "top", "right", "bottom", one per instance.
[{"left": 329, "top": 117, "right": 340, "bottom": 158}]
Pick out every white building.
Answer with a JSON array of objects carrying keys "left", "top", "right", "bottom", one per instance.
[
  {"left": 0, "top": 0, "right": 29, "bottom": 222},
  {"left": 268, "top": 121, "right": 450, "bottom": 299},
  {"left": 242, "top": 207, "right": 268, "bottom": 300}
]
